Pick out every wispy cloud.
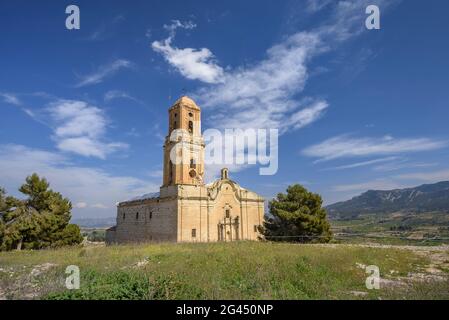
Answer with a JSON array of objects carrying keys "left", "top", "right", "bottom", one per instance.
[
  {"left": 91, "top": 203, "right": 108, "bottom": 209},
  {"left": 332, "top": 167, "right": 449, "bottom": 194},
  {"left": 147, "top": 169, "right": 163, "bottom": 178},
  {"left": 104, "top": 90, "right": 142, "bottom": 104},
  {"left": 75, "top": 202, "right": 87, "bottom": 209},
  {"left": 286, "top": 100, "right": 329, "bottom": 130},
  {"left": 322, "top": 156, "right": 399, "bottom": 171},
  {"left": 75, "top": 59, "right": 133, "bottom": 87},
  {"left": 47, "top": 99, "right": 127, "bottom": 159},
  {"left": 395, "top": 169, "right": 449, "bottom": 182},
  {"left": 373, "top": 160, "right": 438, "bottom": 172},
  {"left": 332, "top": 179, "right": 406, "bottom": 192},
  {"left": 0, "top": 144, "right": 159, "bottom": 218},
  {"left": 306, "top": 0, "right": 333, "bottom": 13},
  {"left": 164, "top": 20, "right": 196, "bottom": 34},
  {"left": 86, "top": 14, "right": 125, "bottom": 41},
  {"left": 195, "top": 31, "right": 327, "bottom": 132},
  {"left": 302, "top": 135, "right": 447, "bottom": 162},
  {"left": 0, "top": 92, "right": 22, "bottom": 106},
  {"left": 1, "top": 92, "right": 49, "bottom": 124},
  {"left": 152, "top": 20, "right": 224, "bottom": 84}
]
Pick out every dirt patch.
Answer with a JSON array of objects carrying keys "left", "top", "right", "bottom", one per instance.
[
  {"left": 350, "top": 290, "right": 368, "bottom": 297},
  {"left": 353, "top": 244, "right": 449, "bottom": 290},
  {"left": 1, "top": 263, "right": 60, "bottom": 300},
  {"left": 30, "top": 263, "right": 58, "bottom": 277}
]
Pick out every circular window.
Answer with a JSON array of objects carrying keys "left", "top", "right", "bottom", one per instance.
[
  {"left": 189, "top": 170, "right": 196, "bottom": 178},
  {"left": 188, "top": 112, "right": 193, "bottom": 117}
]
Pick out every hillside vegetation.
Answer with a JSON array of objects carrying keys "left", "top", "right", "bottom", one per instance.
[
  {"left": 326, "top": 181, "right": 449, "bottom": 244},
  {"left": 1, "top": 242, "right": 448, "bottom": 300},
  {"left": 326, "top": 181, "right": 449, "bottom": 219}
]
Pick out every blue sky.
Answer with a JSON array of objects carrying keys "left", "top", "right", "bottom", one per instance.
[{"left": 1, "top": 0, "right": 449, "bottom": 219}]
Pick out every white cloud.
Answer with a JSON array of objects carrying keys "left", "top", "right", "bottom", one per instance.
[
  {"left": 152, "top": 44, "right": 224, "bottom": 84},
  {"left": 75, "top": 202, "right": 87, "bottom": 209},
  {"left": 395, "top": 169, "right": 449, "bottom": 182},
  {"left": 155, "top": 1, "right": 399, "bottom": 133},
  {"left": 153, "top": 0, "right": 401, "bottom": 132},
  {"left": 0, "top": 92, "right": 22, "bottom": 106},
  {"left": 152, "top": 1, "right": 401, "bottom": 177},
  {"left": 75, "top": 59, "right": 133, "bottom": 87},
  {"left": 322, "top": 156, "right": 399, "bottom": 171},
  {"left": 147, "top": 170, "right": 163, "bottom": 178},
  {"left": 104, "top": 90, "right": 142, "bottom": 104},
  {"left": 195, "top": 31, "right": 327, "bottom": 133},
  {"left": 373, "top": 160, "right": 438, "bottom": 172},
  {"left": 47, "top": 99, "right": 128, "bottom": 159},
  {"left": 0, "top": 144, "right": 159, "bottom": 219},
  {"left": 302, "top": 135, "right": 447, "bottom": 162},
  {"left": 287, "top": 100, "right": 328, "bottom": 130},
  {"left": 332, "top": 179, "right": 407, "bottom": 192},
  {"left": 91, "top": 203, "right": 108, "bottom": 209},
  {"left": 0, "top": 92, "right": 41, "bottom": 121},
  {"left": 152, "top": 20, "right": 224, "bottom": 84},
  {"left": 56, "top": 137, "right": 126, "bottom": 159},
  {"left": 306, "top": 0, "right": 333, "bottom": 13},
  {"left": 314, "top": 0, "right": 399, "bottom": 42},
  {"left": 163, "top": 20, "right": 196, "bottom": 34},
  {"left": 331, "top": 167, "right": 449, "bottom": 195}
]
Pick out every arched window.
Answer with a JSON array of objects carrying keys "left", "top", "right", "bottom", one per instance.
[
  {"left": 188, "top": 121, "right": 193, "bottom": 134},
  {"left": 225, "top": 209, "right": 230, "bottom": 218},
  {"left": 190, "top": 158, "right": 196, "bottom": 169},
  {"left": 150, "top": 212, "right": 153, "bottom": 219},
  {"left": 136, "top": 212, "right": 139, "bottom": 220},
  {"left": 122, "top": 212, "right": 125, "bottom": 220}
]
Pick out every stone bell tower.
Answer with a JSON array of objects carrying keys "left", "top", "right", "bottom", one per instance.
[{"left": 162, "top": 96, "right": 205, "bottom": 186}]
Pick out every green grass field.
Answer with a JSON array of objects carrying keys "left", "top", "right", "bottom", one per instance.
[{"left": 1, "top": 242, "right": 448, "bottom": 300}]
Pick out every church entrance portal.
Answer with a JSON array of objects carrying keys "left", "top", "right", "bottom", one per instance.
[{"left": 218, "top": 215, "right": 239, "bottom": 241}]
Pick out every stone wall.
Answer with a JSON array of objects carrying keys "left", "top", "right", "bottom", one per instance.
[
  {"left": 106, "top": 180, "right": 265, "bottom": 245},
  {"left": 177, "top": 182, "right": 264, "bottom": 242},
  {"left": 112, "top": 197, "right": 178, "bottom": 243}
]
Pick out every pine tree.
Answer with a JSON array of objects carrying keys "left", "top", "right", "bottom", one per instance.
[
  {"left": 0, "top": 174, "right": 83, "bottom": 251},
  {"left": 262, "top": 184, "right": 332, "bottom": 243}
]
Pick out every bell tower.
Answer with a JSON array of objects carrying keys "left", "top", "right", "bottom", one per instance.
[{"left": 162, "top": 96, "right": 205, "bottom": 186}]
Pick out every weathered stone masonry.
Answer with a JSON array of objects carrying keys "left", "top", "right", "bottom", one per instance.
[{"left": 106, "top": 96, "right": 265, "bottom": 244}]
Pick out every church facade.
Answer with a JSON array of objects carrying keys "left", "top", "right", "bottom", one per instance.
[{"left": 106, "top": 96, "right": 265, "bottom": 244}]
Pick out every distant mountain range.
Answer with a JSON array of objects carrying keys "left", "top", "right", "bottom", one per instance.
[
  {"left": 326, "top": 181, "right": 449, "bottom": 220},
  {"left": 71, "top": 217, "right": 116, "bottom": 228}
]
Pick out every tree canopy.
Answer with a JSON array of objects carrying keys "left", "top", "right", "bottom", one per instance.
[
  {"left": 0, "top": 173, "right": 83, "bottom": 251},
  {"left": 262, "top": 184, "right": 332, "bottom": 243}
]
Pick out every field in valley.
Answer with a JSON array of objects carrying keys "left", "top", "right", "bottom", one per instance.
[
  {"left": 331, "top": 211, "right": 449, "bottom": 246},
  {"left": 1, "top": 241, "right": 448, "bottom": 300}
]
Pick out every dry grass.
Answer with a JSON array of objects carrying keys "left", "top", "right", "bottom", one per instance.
[{"left": 0, "top": 241, "right": 448, "bottom": 300}]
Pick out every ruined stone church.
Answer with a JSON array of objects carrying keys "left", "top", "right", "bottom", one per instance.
[{"left": 106, "top": 96, "right": 265, "bottom": 244}]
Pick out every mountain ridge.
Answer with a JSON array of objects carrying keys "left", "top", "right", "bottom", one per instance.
[{"left": 326, "top": 181, "right": 449, "bottom": 220}]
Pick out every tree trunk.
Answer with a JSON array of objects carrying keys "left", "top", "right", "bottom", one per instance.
[{"left": 16, "top": 238, "right": 23, "bottom": 250}]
